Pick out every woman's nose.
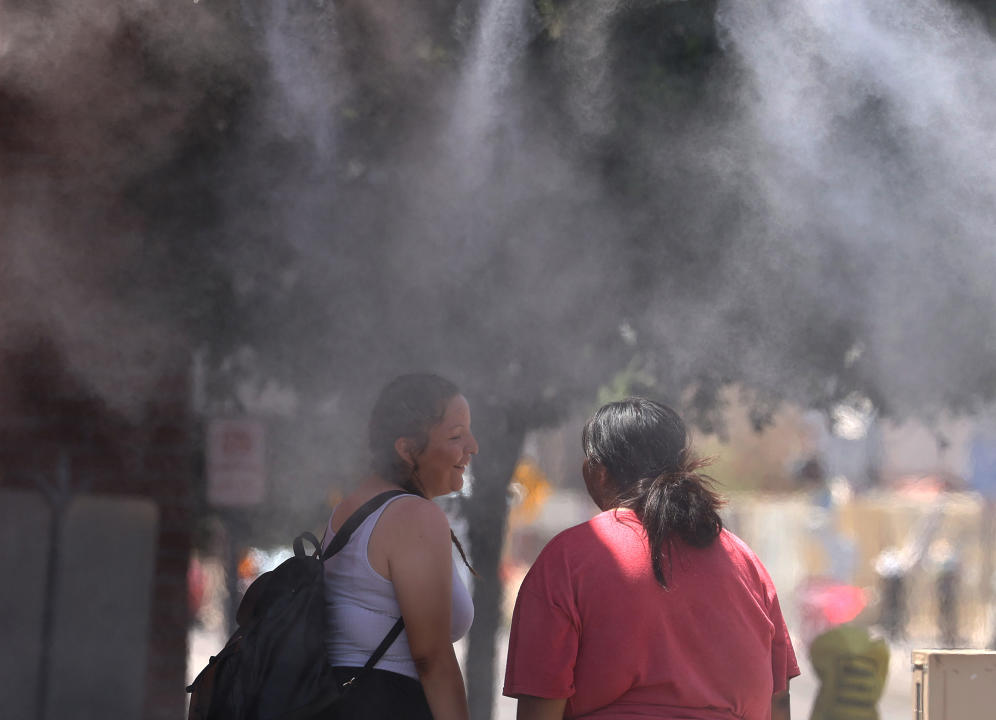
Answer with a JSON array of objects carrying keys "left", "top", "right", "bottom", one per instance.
[{"left": 468, "top": 434, "right": 479, "bottom": 455}]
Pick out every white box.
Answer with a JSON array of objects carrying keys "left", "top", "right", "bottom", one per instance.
[{"left": 911, "top": 649, "right": 996, "bottom": 719}]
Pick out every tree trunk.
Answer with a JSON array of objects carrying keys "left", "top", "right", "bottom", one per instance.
[{"left": 462, "top": 401, "right": 525, "bottom": 720}]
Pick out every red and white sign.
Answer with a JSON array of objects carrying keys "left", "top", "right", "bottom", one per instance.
[{"left": 207, "top": 418, "right": 266, "bottom": 507}]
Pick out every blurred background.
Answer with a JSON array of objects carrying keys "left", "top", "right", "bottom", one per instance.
[{"left": 2, "top": 0, "right": 996, "bottom": 718}]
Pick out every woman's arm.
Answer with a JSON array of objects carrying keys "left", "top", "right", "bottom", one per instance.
[
  {"left": 516, "top": 695, "right": 567, "bottom": 720},
  {"left": 772, "top": 681, "right": 791, "bottom": 720},
  {"left": 387, "top": 499, "right": 469, "bottom": 720}
]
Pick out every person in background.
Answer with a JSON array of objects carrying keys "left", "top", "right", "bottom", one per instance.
[
  {"left": 504, "top": 397, "right": 799, "bottom": 720},
  {"left": 324, "top": 373, "right": 478, "bottom": 719}
]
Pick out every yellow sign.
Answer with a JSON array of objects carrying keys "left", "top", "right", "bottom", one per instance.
[{"left": 508, "top": 457, "right": 552, "bottom": 526}]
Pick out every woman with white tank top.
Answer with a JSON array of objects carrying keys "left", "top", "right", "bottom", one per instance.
[{"left": 323, "top": 374, "right": 477, "bottom": 720}]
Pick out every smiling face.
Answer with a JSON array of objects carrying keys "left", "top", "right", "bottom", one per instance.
[{"left": 398, "top": 394, "right": 478, "bottom": 498}]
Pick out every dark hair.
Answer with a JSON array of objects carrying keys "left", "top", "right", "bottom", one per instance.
[
  {"left": 582, "top": 397, "right": 723, "bottom": 587},
  {"left": 368, "top": 373, "right": 475, "bottom": 574}
]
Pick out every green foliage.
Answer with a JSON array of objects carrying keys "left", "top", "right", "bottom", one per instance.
[
  {"left": 534, "top": 0, "right": 564, "bottom": 39},
  {"left": 595, "top": 354, "right": 658, "bottom": 408}
]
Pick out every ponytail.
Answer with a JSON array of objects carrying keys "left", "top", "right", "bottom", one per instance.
[{"left": 638, "top": 455, "right": 723, "bottom": 587}]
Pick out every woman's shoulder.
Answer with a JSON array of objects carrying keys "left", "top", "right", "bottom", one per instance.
[
  {"left": 532, "top": 511, "right": 625, "bottom": 562},
  {"left": 368, "top": 494, "right": 453, "bottom": 568},
  {"left": 520, "top": 513, "right": 638, "bottom": 599},
  {"left": 336, "top": 489, "right": 450, "bottom": 544},
  {"left": 379, "top": 493, "right": 450, "bottom": 533},
  {"left": 717, "top": 527, "right": 763, "bottom": 562},
  {"left": 715, "top": 528, "right": 780, "bottom": 595},
  {"left": 376, "top": 495, "right": 450, "bottom": 548}
]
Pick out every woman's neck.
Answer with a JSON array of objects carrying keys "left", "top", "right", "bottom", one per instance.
[{"left": 359, "top": 473, "right": 403, "bottom": 493}]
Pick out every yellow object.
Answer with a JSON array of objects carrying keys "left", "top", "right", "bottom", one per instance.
[
  {"left": 809, "top": 625, "right": 889, "bottom": 720},
  {"left": 508, "top": 457, "right": 552, "bottom": 526}
]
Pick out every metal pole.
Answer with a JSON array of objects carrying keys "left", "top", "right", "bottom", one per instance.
[
  {"left": 984, "top": 499, "right": 996, "bottom": 650},
  {"left": 33, "top": 454, "right": 86, "bottom": 720},
  {"left": 35, "top": 493, "right": 62, "bottom": 720},
  {"left": 936, "top": 554, "right": 960, "bottom": 648},
  {"left": 221, "top": 511, "right": 248, "bottom": 633}
]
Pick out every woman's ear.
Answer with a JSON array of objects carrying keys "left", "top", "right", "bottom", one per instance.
[
  {"left": 394, "top": 437, "right": 415, "bottom": 466},
  {"left": 583, "top": 458, "right": 614, "bottom": 510}
]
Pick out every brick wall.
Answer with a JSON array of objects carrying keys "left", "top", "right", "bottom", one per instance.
[{"left": 0, "top": 339, "right": 197, "bottom": 720}]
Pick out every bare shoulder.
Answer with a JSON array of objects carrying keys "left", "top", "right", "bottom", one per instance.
[{"left": 379, "top": 494, "right": 451, "bottom": 543}]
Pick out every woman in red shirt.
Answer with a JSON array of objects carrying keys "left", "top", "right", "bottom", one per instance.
[{"left": 503, "top": 398, "right": 799, "bottom": 719}]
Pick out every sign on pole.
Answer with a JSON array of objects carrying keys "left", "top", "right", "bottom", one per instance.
[{"left": 207, "top": 418, "right": 266, "bottom": 507}]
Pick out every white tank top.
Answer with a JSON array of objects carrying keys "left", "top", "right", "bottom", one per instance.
[{"left": 322, "top": 494, "right": 475, "bottom": 679}]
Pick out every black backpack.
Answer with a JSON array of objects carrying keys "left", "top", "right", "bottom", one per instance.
[{"left": 187, "top": 491, "right": 408, "bottom": 720}]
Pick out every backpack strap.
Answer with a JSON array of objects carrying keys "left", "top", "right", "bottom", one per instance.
[
  {"left": 319, "top": 489, "right": 409, "bottom": 562},
  {"left": 340, "top": 616, "right": 407, "bottom": 690}
]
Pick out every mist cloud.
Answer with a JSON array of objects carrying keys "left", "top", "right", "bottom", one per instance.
[
  {"left": 3, "top": 0, "right": 995, "bottom": 436},
  {"left": 0, "top": 1, "right": 247, "bottom": 414},
  {"left": 711, "top": 0, "right": 996, "bottom": 414}
]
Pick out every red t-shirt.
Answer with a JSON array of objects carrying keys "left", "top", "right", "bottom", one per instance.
[{"left": 503, "top": 509, "right": 800, "bottom": 719}]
